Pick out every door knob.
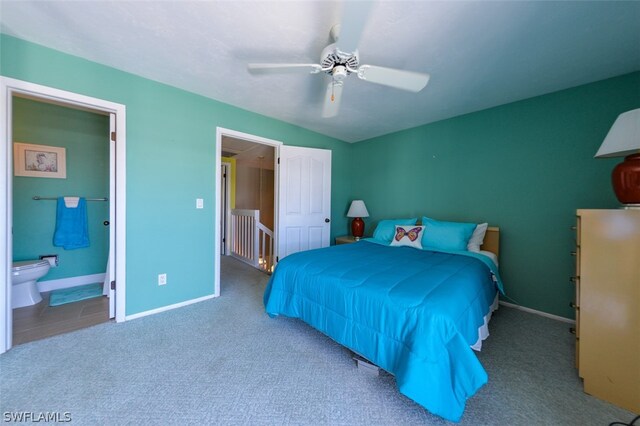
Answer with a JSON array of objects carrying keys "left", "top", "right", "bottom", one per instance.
[
  {"left": 103, "top": 220, "right": 110, "bottom": 226},
  {"left": 324, "top": 218, "right": 330, "bottom": 223}
]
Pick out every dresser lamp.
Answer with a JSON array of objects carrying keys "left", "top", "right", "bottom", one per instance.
[
  {"left": 595, "top": 108, "right": 640, "bottom": 207},
  {"left": 347, "top": 200, "right": 369, "bottom": 240}
]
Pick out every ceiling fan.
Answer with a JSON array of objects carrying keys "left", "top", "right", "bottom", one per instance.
[{"left": 247, "top": 1, "right": 430, "bottom": 118}]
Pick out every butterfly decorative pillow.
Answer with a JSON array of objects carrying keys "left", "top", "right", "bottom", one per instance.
[{"left": 390, "top": 225, "right": 425, "bottom": 249}]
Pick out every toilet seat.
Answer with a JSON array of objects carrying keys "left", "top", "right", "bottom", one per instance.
[{"left": 12, "top": 259, "right": 50, "bottom": 272}]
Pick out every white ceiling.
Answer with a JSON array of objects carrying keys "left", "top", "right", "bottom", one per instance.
[{"left": 1, "top": 1, "right": 639, "bottom": 143}]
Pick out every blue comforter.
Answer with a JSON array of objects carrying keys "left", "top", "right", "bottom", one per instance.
[{"left": 264, "top": 241, "right": 502, "bottom": 422}]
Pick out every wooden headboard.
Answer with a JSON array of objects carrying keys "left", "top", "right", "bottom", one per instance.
[{"left": 480, "top": 226, "right": 500, "bottom": 258}]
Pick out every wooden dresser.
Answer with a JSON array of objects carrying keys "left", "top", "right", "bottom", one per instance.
[{"left": 572, "top": 209, "right": 640, "bottom": 413}]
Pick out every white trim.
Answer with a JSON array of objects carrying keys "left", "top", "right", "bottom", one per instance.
[
  {"left": 214, "top": 127, "right": 282, "bottom": 298},
  {"left": 1, "top": 79, "right": 11, "bottom": 353},
  {"left": 0, "top": 76, "right": 127, "bottom": 354},
  {"left": 214, "top": 131, "right": 222, "bottom": 298},
  {"left": 107, "top": 113, "right": 116, "bottom": 318},
  {"left": 125, "top": 294, "right": 216, "bottom": 321},
  {"left": 499, "top": 301, "right": 575, "bottom": 324},
  {"left": 37, "top": 273, "right": 106, "bottom": 293}
]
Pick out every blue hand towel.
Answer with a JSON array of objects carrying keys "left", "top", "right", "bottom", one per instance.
[{"left": 53, "top": 197, "right": 90, "bottom": 250}]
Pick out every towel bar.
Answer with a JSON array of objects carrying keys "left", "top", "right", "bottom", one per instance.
[{"left": 33, "top": 196, "right": 108, "bottom": 202}]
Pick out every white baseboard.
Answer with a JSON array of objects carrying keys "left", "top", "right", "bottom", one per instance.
[
  {"left": 499, "top": 300, "right": 575, "bottom": 324},
  {"left": 38, "top": 273, "right": 106, "bottom": 292},
  {"left": 125, "top": 294, "right": 217, "bottom": 321}
]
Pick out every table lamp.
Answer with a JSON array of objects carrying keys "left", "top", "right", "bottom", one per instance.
[
  {"left": 347, "top": 200, "right": 369, "bottom": 240},
  {"left": 595, "top": 108, "right": 640, "bottom": 206}
]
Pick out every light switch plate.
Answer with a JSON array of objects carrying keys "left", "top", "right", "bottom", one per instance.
[{"left": 196, "top": 198, "right": 204, "bottom": 209}]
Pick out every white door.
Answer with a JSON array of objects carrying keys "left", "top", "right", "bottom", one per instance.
[
  {"left": 107, "top": 113, "right": 116, "bottom": 319},
  {"left": 277, "top": 146, "right": 331, "bottom": 260}
]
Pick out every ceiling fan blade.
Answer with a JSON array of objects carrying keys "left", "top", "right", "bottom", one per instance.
[
  {"left": 247, "top": 63, "right": 322, "bottom": 75},
  {"left": 322, "top": 81, "right": 343, "bottom": 118},
  {"left": 357, "top": 65, "right": 430, "bottom": 92},
  {"left": 336, "top": 1, "right": 374, "bottom": 54}
]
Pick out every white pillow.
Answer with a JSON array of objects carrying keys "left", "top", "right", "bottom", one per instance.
[
  {"left": 479, "top": 250, "right": 498, "bottom": 267},
  {"left": 390, "top": 225, "right": 424, "bottom": 249},
  {"left": 467, "top": 223, "right": 488, "bottom": 252}
]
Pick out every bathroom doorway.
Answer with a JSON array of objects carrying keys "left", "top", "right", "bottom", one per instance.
[
  {"left": 0, "top": 77, "right": 127, "bottom": 354},
  {"left": 11, "top": 97, "right": 110, "bottom": 345}
]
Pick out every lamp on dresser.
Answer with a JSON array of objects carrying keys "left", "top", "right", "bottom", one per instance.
[
  {"left": 595, "top": 108, "right": 640, "bottom": 207},
  {"left": 347, "top": 200, "right": 369, "bottom": 240}
]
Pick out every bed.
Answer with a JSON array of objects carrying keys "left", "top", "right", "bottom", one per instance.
[{"left": 263, "top": 221, "right": 503, "bottom": 422}]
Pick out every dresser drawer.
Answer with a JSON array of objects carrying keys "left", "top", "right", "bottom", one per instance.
[{"left": 571, "top": 217, "right": 581, "bottom": 369}]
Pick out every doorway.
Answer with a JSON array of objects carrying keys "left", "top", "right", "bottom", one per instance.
[
  {"left": 219, "top": 133, "right": 277, "bottom": 275},
  {"left": 0, "top": 77, "right": 127, "bottom": 354},
  {"left": 11, "top": 97, "right": 110, "bottom": 345},
  {"left": 214, "top": 128, "right": 281, "bottom": 297},
  {"left": 214, "top": 127, "right": 332, "bottom": 298}
]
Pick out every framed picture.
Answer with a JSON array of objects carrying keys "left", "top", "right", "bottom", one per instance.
[{"left": 13, "top": 142, "right": 67, "bottom": 179}]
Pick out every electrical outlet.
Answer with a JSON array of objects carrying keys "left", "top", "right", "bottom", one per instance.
[{"left": 158, "top": 273, "right": 167, "bottom": 286}]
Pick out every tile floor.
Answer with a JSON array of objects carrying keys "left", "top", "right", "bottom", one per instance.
[{"left": 12, "top": 290, "right": 109, "bottom": 346}]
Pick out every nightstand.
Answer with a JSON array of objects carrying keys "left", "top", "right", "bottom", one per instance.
[{"left": 335, "top": 235, "right": 359, "bottom": 245}]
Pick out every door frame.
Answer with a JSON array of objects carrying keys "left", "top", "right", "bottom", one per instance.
[
  {"left": 214, "top": 127, "right": 281, "bottom": 296},
  {"left": 0, "top": 77, "right": 127, "bottom": 354},
  {"left": 220, "top": 161, "right": 231, "bottom": 256}
]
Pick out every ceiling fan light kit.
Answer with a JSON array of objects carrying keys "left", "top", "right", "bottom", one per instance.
[{"left": 247, "top": 2, "right": 430, "bottom": 118}]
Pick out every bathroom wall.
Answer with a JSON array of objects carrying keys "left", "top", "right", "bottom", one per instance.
[{"left": 12, "top": 97, "right": 110, "bottom": 282}]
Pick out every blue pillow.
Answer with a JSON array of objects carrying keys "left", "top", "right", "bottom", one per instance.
[
  {"left": 421, "top": 217, "right": 476, "bottom": 251},
  {"left": 372, "top": 218, "right": 418, "bottom": 243}
]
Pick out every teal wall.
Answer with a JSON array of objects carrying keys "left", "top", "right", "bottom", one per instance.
[
  {"left": 1, "top": 34, "right": 352, "bottom": 316},
  {"left": 3, "top": 33, "right": 637, "bottom": 320},
  {"left": 12, "top": 97, "right": 109, "bottom": 281},
  {"left": 352, "top": 72, "right": 640, "bottom": 319}
]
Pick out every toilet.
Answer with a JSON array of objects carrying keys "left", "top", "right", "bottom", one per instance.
[{"left": 11, "top": 260, "right": 50, "bottom": 309}]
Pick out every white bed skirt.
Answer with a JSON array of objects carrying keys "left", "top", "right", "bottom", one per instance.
[{"left": 471, "top": 293, "right": 499, "bottom": 351}]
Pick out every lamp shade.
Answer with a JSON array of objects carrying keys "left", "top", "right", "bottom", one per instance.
[
  {"left": 595, "top": 108, "right": 640, "bottom": 205},
  {"left": 347, "top": 200, "right": 369, "bottom": 218},
  {"left": 595, "top": 109, "right": 640, "bottom": 158}
]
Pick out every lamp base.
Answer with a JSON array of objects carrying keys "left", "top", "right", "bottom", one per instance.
[
  {"left": 351, "top": 217, "right": 365, "bottom": 239},
  {"left": 612, "top": 153, "right": 640, "bottom": 205}
]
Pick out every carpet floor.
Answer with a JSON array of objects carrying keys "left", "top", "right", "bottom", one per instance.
[{"left": 0, "top": 256, "right": 636, "bottom": 425}]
